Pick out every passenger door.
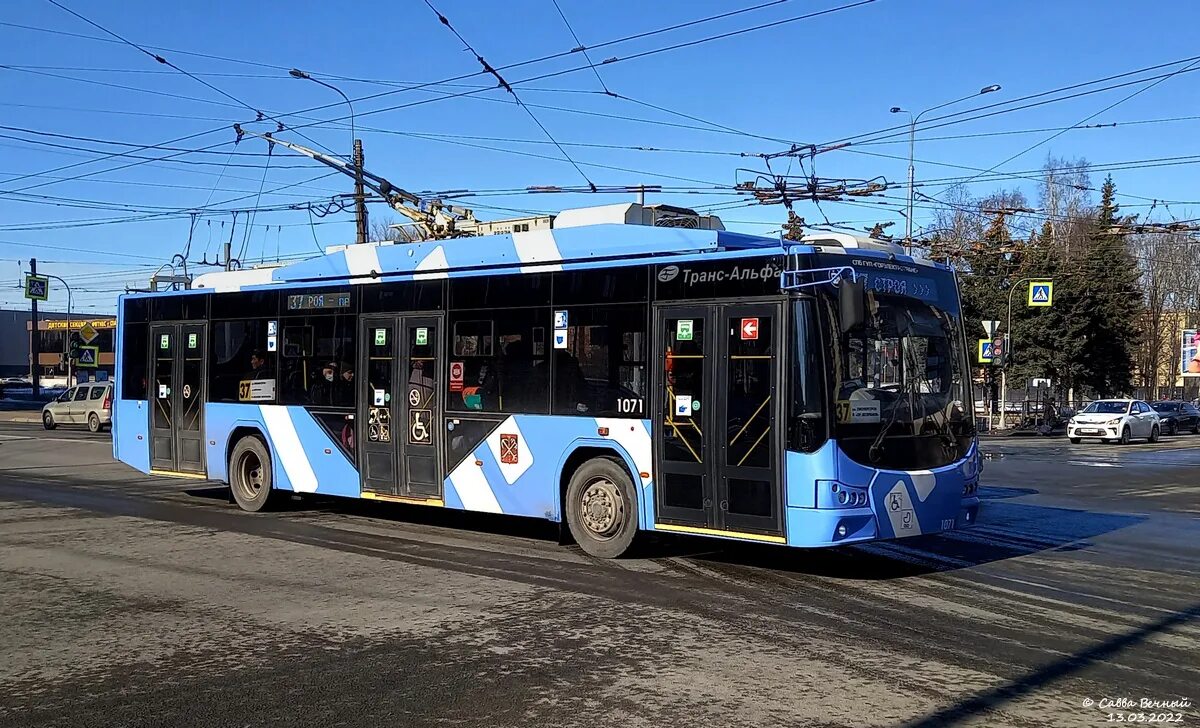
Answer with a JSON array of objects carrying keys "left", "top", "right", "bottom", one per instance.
[
  {"left": 69, "top": 386, "right": 91, "bottom": 423},
  {"left": 54, "top": 387, "right": 77, "bottom": 423},
  {"left": 1133, "top": 402, "right": 1152, "bottom": 437},
  {"left": 358, "top": 314, "right": 444, "bottom": 501},
  {"left": 149, "top": 322, "right": 208, "bottom": 474},
  {"left": 652, "top": 302, "right": 784, "bottom": 539}
]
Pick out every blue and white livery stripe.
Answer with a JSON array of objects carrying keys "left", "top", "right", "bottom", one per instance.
[{"left": 260, "top": 406, "right": 319, "bottom": 493}]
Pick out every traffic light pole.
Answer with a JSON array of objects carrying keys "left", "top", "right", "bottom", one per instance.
[
  {"left": 998, "top": 277, "right": 1037, "bottom": 429},
  {"left": 42, "top": 273, "right": 73, "bottom": 385},
  {"left": 29, "top": 258, "right": 39, "bottom": 396}
]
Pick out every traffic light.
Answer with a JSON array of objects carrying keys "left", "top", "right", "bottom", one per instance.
[
  {"left": 68, "top": 332, "right": 81, "bottom": 360},
  {"left": 991, "top": 334, "right": 1007, "bottom": 366}
]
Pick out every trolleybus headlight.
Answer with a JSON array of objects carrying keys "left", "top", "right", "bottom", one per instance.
[
  {"left": 837, "top": 491, "right": 848, "bottom": 505},
  {"left": 837, "top": 524, "right": 847, "bottom": 537}
]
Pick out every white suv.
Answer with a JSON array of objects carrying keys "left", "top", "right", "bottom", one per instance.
[{"left": 1068, "top": 399, "right": 1160, "bottom": 445}]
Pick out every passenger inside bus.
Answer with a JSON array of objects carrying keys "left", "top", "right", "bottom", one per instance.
[
  {"left": 308, "top": 361, "right": 340, "bottom": 406},
  {"left": 244, "top": 350, "right": 272, "bottom": 381}
]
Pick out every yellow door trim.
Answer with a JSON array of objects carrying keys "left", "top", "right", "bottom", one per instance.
[
  {"left": 150, "top": 469, "right": 208, "bottom": 480},
  {"left": 361, "top": 491, "right": 444, "bottom": 507},
  {"left": 654, "top": 522, "right": 786, "bottom": 544}
]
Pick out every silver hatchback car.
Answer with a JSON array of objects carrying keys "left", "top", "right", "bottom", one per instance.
[{"left": 42, "top": 382, "right": 113, "bottom": 433}]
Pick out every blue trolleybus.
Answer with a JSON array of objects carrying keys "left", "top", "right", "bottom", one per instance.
[{"left": 112, "top": 215, "right": 981, "bottom": 557}]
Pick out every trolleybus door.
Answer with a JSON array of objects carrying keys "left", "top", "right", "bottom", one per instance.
[
  {"left": 653, "top": 303, "right": 783, "bottom": 538},
  {"left": 149, "top": 321, "right": 207, "bottom": 474},
  {"left": 359, "top": 314, "right": 444, "bottom": 500}
]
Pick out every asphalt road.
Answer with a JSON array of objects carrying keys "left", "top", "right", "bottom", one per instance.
[{"left": 0, "top": 422, "right": 1196, "bottom": 727}]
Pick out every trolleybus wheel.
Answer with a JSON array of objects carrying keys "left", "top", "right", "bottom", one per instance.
[
  {"left": 565, "top": 457, "right": 638, "bottom": 559},
  {"left": 229, "top": 436, "right": 277, "bottom": 512}
]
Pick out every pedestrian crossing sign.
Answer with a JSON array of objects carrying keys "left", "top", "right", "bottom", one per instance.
[
  {"left": 77, "top": 345, "right": 99, "bottom": 368},
  {"left": 1028, "top": 281, "right": 1053, "bottom": 307},
  {"left": 977, "top": 339, "right": 994, "bottom": 364}
]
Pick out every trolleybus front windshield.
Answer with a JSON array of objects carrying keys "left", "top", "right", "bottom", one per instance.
[{"left": 823, "top": 287, "right": 974, "bottom": 471}]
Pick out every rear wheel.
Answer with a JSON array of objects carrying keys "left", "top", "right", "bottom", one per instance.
[
  {"left": 42, "top": 411, "right": 56, "bottom": 430},
  {"left": 565, "top": 457, "right": 639, "bottom": 559},
  {"left": 87, "top": 412, "right": 101, "bottom": 433},
  {"left": 1149, "top": 425, "right": 1160, "bottom": 443},
  {"left": 229, "top": 436, "right": 276, "bottom": 512},
  {"left": 1069, "top": 437, "right": 1081, "bottom": 444},
  {"left": 1118, "top": 427, "right": 1131, "bottom": 445}
]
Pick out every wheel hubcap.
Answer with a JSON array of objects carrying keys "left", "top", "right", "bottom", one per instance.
[
  {"left": 580, "top": 478, "right": 623, "bottom": 540},
  {"left": 238, "top": 452, "right": 264, "bottom": 499}
]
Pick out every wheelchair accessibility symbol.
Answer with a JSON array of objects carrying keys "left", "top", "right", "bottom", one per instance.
[{"left": 409, "top": 408, "right": 431, "bottom": 445}]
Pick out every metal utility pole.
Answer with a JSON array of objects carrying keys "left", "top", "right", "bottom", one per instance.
[
  {"left": 353, "top": 138, "right": 368, "bottom": 244},
  {"left": 288, "top": 69, "right": 367, "bottom": 243},
  {"left": 890, "top": 84, "right": 1001, "bottom": 253},
  {"left": 29, "top": 257, "right": 40, "bottom": 396}
]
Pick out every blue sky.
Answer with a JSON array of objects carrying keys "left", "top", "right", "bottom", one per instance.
[{"left": 2, "top": 0, "right": 1199, "bottom": 313}]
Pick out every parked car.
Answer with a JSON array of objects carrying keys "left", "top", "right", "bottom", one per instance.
[
  {"left": 42, "top": 382, "right": 113, "bottom": 433},
  {"left": 1067, "top": 399, "right": 1160, "bottom": 445},
  {"left": 1151, "top": 401, "right": 1200, "bottom": 435}
]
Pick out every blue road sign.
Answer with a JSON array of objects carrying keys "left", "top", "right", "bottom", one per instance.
[
  {"left": 978, "top": 339, "right": 994, "bottom": 364},
  {"left": 1028, "top": 281, "right": 1053, "bottom": 307}
]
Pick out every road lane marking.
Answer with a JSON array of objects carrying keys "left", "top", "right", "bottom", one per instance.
[{"left": 0, "top": 435, "right": 111, "bottom": 444}]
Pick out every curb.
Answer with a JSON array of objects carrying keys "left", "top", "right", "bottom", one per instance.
[{"left": 0, "top": 414, "right": 42, "bottom": 424}]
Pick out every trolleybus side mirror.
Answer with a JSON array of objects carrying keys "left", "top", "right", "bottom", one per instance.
[{"left": 839, "top": 278, "right": 866, "bottom": 332}]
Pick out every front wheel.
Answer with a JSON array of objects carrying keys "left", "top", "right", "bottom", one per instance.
[
  {"left": 229, "top": 436, "right": 276, "bottom": 512},
  {"left": 42, "top": 411, "right": 56, "bottom": 430},
  {"left": 1118, "top": 427, "right": 1131, "bottom": 445},
  {"left": 1069, "top": 437, "right": 1081, "bottom": 444},
  {"left": 565, "top": 458, "right": 639, "bottom": 559},
  {"left": 1149, "top": 425, "right": 1160, "bottom": 443}
]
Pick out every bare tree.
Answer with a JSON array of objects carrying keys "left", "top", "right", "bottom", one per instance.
[
  {"left": 368, "top": 217, "right": 428, "bottom": 243},
  {"left": 1038, "top": 155, "right": 1092, "bottom": 259},
  {"left": 1130, "top": 230, "right": 1200, "bottom": 397}
]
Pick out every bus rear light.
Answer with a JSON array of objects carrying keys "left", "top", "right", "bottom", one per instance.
[{"left": 597, "top": 427, "right": 609, "bottom": 436}]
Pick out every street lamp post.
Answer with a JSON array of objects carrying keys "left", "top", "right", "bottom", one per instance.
[
  {"left": 890, "top": 84, "right": 1001, "bottom": 253},
  {"left": 997, "top": 276, "right": 1043, "bottom": 429},
  {"left": 289, "top": 69, "right": 367, "bottom": 244}
]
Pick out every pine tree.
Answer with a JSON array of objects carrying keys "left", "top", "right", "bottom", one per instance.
[
  {"left": 1075, "top": 176, "right": 1141, "bottom": 396},
  {"left": 1013, "top": 221, "right": 1087, "bottom": 398}
]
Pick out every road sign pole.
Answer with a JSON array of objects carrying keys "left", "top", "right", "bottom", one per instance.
[
  {"left": 29, "top": 258, "right": 39, "bottom": 396},
  {"left": 43, "top": 273, "right": 73, "bottom": 385}
]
